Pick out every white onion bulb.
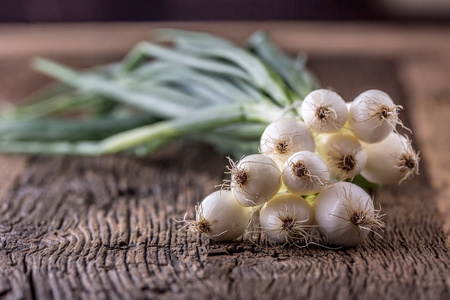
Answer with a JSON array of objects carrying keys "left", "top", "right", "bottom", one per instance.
[
  {"left": 281, "top": 151, "right": 330, "bottom": 195},
  {"left": 260, "top": 193, "right": 314, "bottom": 244},
  {"left": 348, "top": 89, "right": 404, "bottom": 143},
  {"left": 195, "top": 190, "right": 252, "bottom": 241},
  {"left": 227, "top": 154, "right": 282, "bottom": 207},
  {"left": 315, "top": 182, "right": 384, "bottom": 247},
  {"left": 301, "top": 89, "right": 348, "bottom": 133},
  {"left": 316, "top": 133, "right": 367, "bottom": 180},
  {"left": 260, "top": 118, "right": 315, "bottom": 168},
  {"left": 362, "top": 132, "right": 420, "bottom": 185}
]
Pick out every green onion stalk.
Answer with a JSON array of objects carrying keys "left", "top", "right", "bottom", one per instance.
[{"left": 0, "top": 29, "right": 320, "bottom": 157}]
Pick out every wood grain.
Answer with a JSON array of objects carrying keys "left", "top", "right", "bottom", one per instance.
[
  {"left": 0, "top": 22, "right": 449, "bottom": 59},
  {"left": 0, "top": 156, "right": 27, "bottom": 203},
  {"left": 398, "top": 58, "right": 450, "bottom": 248},
  {"left": 0, "top": 23, "right": 449, "bottom": 299},
  {"left": 0, "top": 144, "right": 448, "bottom": 299}
]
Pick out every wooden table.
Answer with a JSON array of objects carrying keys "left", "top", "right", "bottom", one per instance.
[{"left": 0, "top": 22, "right": 449, "bottom": 299}]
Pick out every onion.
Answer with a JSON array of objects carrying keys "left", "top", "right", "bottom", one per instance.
[
  {"left": 315, "top": 182, "right": 384, "bottom": 247},
  {"left": 259, "top": 118, "right": 315, "bottom": 168},
  {"left": 362, "top": 132, "right": 420, "bottom": 185},
  {"left": 225, "top": 154, "right": 282, "bottom": 207},
  {"left": 301, "top": 89, "right": 348, "bottom": 133},
  {"left": 348, "top": 89, "right": 405, "bottom": 143},
  {"left": 316, "top": 133, "right": 367, "bottom": 180},
  {"left": 259, "top": 193, "right": 315, "bottom": 244},
  {"left": 194, "top": 190, "right": 252, "bottom": 241},
  {"left": 281, "top": 151, "right": 330, "bottom": 195}
]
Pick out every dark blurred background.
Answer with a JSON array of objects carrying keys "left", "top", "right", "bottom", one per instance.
[{"left": 0, "top": 0, "right": 449, "bottom": 22}]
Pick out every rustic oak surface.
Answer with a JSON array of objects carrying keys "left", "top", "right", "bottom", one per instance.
[{"left": 0, "top": 23, "right": 449, "bottom": 299}]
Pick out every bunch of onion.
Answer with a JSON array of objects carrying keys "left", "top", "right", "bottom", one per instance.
[
  {"left": 191, "top": 88, "right": 419, "bottom": 248},
  {"left": 305, "top": 89, "right": 420, "bottom": 185},
  {"left": 0, "top": 28, "right": 419, "bottom": 247}
]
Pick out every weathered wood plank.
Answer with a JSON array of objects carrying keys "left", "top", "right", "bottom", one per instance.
[
  {"left": 0, "top": 23, "right": 449, "bottom": 299},
  {"left": 0, "top": 54, "right": 448, "bottom": 299},
  {"left": 0, "top": 22, "right": 449, "bottom": 59},
  {"left": 0, "top": 156, "right": 27, "bottom": 202},
  {"left": 0, "top": 149, "right": 224, "bottom": 299},
  {"left": 398, "top": 58, "right": 450, "bottom": 248},
  {"left": 0, "top": 147, "right": 448, "bottom": 299}
]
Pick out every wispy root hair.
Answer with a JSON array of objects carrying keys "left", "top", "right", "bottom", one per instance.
[
  {"left": 355, "top": 97, "right": 411, "bottom": 134},
  {"left": 284, "top": 156, "right": 333, "bottom": 188},
  {"left": 260, "top": 203, "right": 322, "bottom": 248},
  {"left": 327, "top": 145, "right": 361, "bottom": 180},
  {"left": 174, "top": 205, "right": 229, "bottom": 239},
  {"left": 218, "top": 156, "right": 249, "bottom": 191},
  {"left": 330, "top": 188, "right": 385, "bottom": 239},
  {"left": 395, "top": 135, "right": 420, "bottom": 185},
  {"left": 303, "top": 92, "right": 342, "bottom": 133}
]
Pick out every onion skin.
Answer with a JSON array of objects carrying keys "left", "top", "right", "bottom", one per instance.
[
  {"left": 232, "top": 154, "right": 282, "bottom": 207},
  {"left": 315, "top": 182, "right": 378, "bottom": 247},
  {"left": 361, "top": 132, "right": 419, "bottom": 185},
  {"left": 301, "top": 89, "right": 348, "bottom": 133},
  {"left": 348, "top": 89, "right": 397, "bottom": 143},
  {"left": 282, "top": 151, "right": 330, "bottom": 195},
  {"left": 260, "top": 193, "right": 314, "bottom": 244},
  {"left": 197, "top": 190, "right": 252, "bottom": 241},
  {"left": 316, "top": 133, "right": 367, "bottom": 180},
  {"left": 260, "top": 118, "right": 315, "bottom": 168}
]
